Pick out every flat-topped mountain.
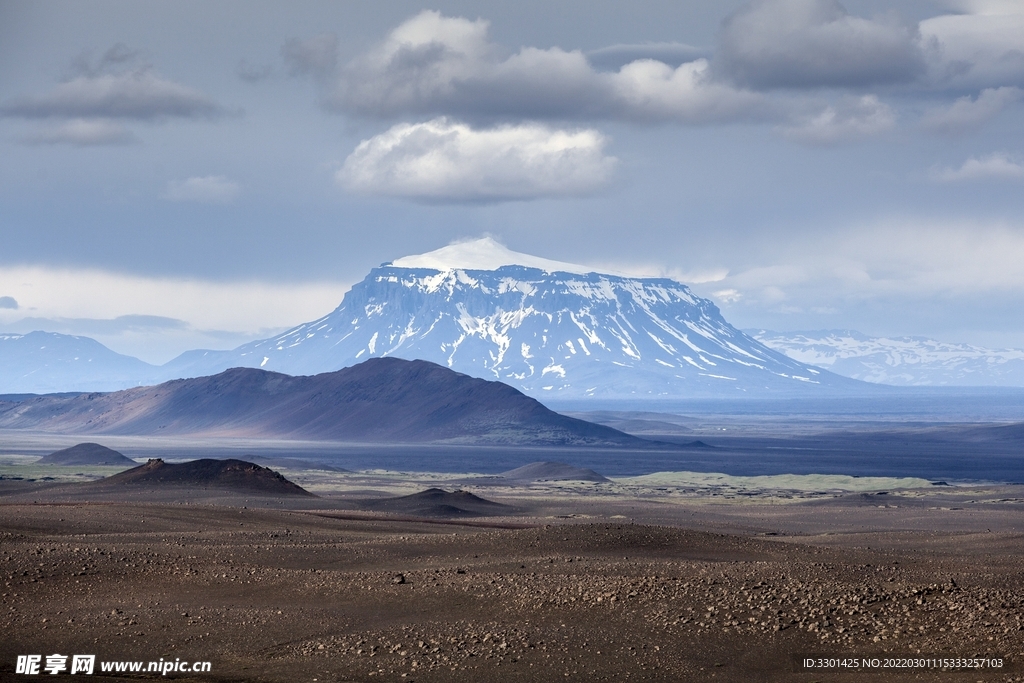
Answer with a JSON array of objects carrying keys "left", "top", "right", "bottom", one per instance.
[
  {"left": 163, "top": 238, "right": 865, "bottom": 398},
  {"left": 0, "top": 357, "right": 652, "bottom": 446},
  {"left": 95, "top": 458, "right": 313, "bottom": 496}
]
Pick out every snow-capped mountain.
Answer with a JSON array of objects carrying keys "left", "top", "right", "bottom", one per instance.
[
  {"left": 163, "top": 238, "right": 855, "bottom": 398},
  {"left": 0, "top": 331, "right": 158, "bottom": 394},
  {"left": 750, "top": 329, "right": 1024, "bottom": 387}
]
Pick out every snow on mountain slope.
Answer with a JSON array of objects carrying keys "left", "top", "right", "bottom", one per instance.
[
  {"left": 751, "top": 329, "right": 1024, "bottom": 387},
  {"left": 165, "top": 239, "right": 855, "bottom": 398}
]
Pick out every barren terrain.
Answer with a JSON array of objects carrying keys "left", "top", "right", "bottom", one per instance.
[{"left": 2, "top": 471, "right": 1023, "bottom": 682}]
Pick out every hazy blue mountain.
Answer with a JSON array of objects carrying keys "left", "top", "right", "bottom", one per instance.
[
  {"left": 751, "top": 329, "right": 1024, "bottom": 387},
  {"left": 165, "top": 239, "right": 860, "bottom": 398},
  {"left": 0, "top": 357, "right": 652, "bottom": 447},
  {"left": 0, "top": 331, "right": 157, "bottom": 393}
]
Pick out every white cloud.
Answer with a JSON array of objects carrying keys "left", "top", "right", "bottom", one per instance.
[
  {"left": 920, "top": 6, "right": 1024, "bottom": 89},
  {"left": 1, "top": 68, "right": 224, "bottom": 120},
  {"left": 23, "top": 118, "right": 137, "bottom": 146},
  {"left": 337, "top": 118, "right": 617, "bottom": 202},
  {"left": 930, "top": 153, "right": 1024, "bottom": 182},
  {"left": 691, "top": 220, "right": 1024, "bottom": 324},
  {"left": 779, "top": 95, "right": 896, "bottom": 144},
  {"left": 712, "top": 288, "right": 743, "bottom": 303},
  {"left": 164, "top": 175, "right": 242, "bottom": 203},
  {"left": 609, "top": 58, "right": 763, "bottom": 123},
  {"left": 323, "top": 10, "right": 762, "bottom": 124},
  {"left": 716, "top": 0, "right": 926, "bottom": 89},
  {"left": 0, "top": 265, "right": 349, "bottom": 363},
  {"left": 922, "top": 87, "right": 1023, "bottom": 134}
]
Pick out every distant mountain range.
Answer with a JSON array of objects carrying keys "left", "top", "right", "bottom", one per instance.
[
  {"left": 0, "top": 357, "right": 651, "bottom": 447},
  {"left": 751, "top": 329, "right": 1024, "bottom": 387},
  {"left": 1, "top": 239, "right": 865, "bottom": 398},
  {"left": 0, "top": 331, "right": 158, "bottom": 393}
]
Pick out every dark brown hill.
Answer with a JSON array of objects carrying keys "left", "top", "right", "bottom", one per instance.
[
  {"left": 499, "top": 462, "right": 610, "bottom": 483},
  {"left": 37, "top": 442, "right": 135, "bottom": 466},
  {"left": 361, "top": 488, "right": 509, "bottom": 517},
  {"left": 95, "top": 458, "right": 313, "bottom": 496},
  {"left": 0, "top": 357, "right": 653, "bottom": 446}
]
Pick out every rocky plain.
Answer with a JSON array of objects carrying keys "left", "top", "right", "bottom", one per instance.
[{"left": 1, "top": 456, "right": 1023, "bottom": 683}]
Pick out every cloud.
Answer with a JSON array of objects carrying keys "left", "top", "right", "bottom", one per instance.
[
  {"left": 282, "top": 33, "right": 338, "bottom": 78},
  {"left": 930, "top": 153, "right": 1024, "bottom": 182},
  {"left": 7, "top": 314, "right": 188, "bottom": 336},
  {"left": 716, "top": 0, "right": 926, "bottom": 89},
  {"left": 920, "top": 6, "right": 1024, "bottom": 89},
  {"left": 164, "top": 176, "right": 242, "bottom": 203},
  {"left": 236, "top": 60, "right": 274, "bottom": 83},
  {"left": 608, "top": 58, "right": 765, "bottom": 123},
  {"left": 2, "top": 46, "right": 229, "bottom": 147},
  {"left": 689, "top": 220, "right": 1024, "bottom": 325},
  {"left": 317, "top": 10, "right": 762, "bottom": 124},
  {"left": 67, "top": 43, "right": 140, "bottom": 79},
  {"left": 337, "top": 118, "right": 617, "bottom": 202},
  {"left": 922, "top": 87, "right": 1023, "bottom": 134},
  {"left": 0, "top": 265, "right": 350, "bottom": 363},
  {"left": 586, "top": 42, "right": 708, "bottom": 71},
  {"left": 1, "top": 67, "right": 225, "bottom": 121},
  {"left": 0, "top": 296, "right": 18, "bottom": 310},
  {"left": 23, "top": 118, "right": 137, "bottom": 146},
  {"left": 779, "top": 95, "right": 895, "bottom": 144}
]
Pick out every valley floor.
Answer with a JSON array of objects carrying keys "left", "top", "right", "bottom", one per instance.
[{"left": 1, "top": 481, "right": 1023, "bottom": 682}]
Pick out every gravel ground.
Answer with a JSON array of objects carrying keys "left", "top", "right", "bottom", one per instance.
[{"left": 1, "top": 498, "right": 1023, "bottom": 682}]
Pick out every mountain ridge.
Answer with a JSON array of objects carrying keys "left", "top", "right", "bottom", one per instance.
[
  {"left": 0, "top": 357, "right": 656, "bottom": 447},
  {"left": 751, "top": 329, "right": 1024, "bottom": 387}
]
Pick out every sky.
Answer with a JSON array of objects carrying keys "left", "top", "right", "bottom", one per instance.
[{"left": 1, "top": 0, "right": 1023, "bottom": 363}]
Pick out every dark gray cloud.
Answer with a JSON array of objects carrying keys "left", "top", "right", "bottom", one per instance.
[
  {"left": 0, "top": 296, "right": 18, "bottom": 310},
  {"left": 1, "top": 66, "right": 225, "bottom": 120},
  {"left": 316, "top": 11, "right": 762, "bottom": 124},
  {"left": 67, "top": 43, "right": 140, "bottom": 78},
  {"left": 281, "top": 33, "right": 338, "bottom": 78},
  {"left": 716, "top": 0, "right": 927, "bottom": 89},
  {"left": 236, "top": 59, "right": 274, "bottom": 83}
]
